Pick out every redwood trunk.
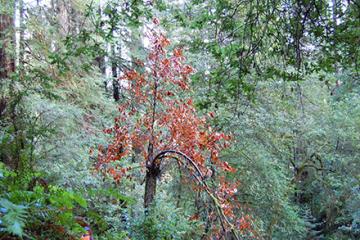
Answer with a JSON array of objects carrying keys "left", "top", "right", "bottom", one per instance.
[
  {"left": 0, "top": 5, "right": 15, "bottom": 114},
  {"left": 0, "top": 14, "right": 15, "bottom": 78},
  {"left": 0, "top": 6, "right": 15, "bottom": 168}
]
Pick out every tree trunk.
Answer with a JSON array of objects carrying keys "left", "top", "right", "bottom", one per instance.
[
  {"left": 108, "top": 4, "right": 120, "bottom": 101},
  {"left": 14, "top": 0, "right": 24, "bottom": 68},
  {"left": 111, "top": 44, "right": 119, "bottom": 101},
  {"left": 0, "top": 0, "right": 16, "bottom": 168},
  {"left": 144, "top": 167, "right": 157, "bottom": 209},
  {"left": 57, "top": 0, "right": 69, "bottom": 37},
  {"left": 95, "top": 6, "right": 106, "bottom": 74},
  {"left": 0, "top": 1, "right": 15, "bottom": 114},
  {"left": 18, "top": 0, "right": 24, "bottom": 66},
  {"left": 144, "top": 142, "right": 160, "bottom": 209},
  {"left": 0, "top": 8, "right": 15, "bottom": 78}
]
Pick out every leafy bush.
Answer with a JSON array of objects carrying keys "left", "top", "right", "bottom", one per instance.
[
  {"left": 0, "top": 198, "right": 28, "bottom": 237},
  {"left": 0, "top": 163, "right": 88, "bottom": 239},
  {"left": 129, "top": 199, "right": 202, "bottom": 240}
]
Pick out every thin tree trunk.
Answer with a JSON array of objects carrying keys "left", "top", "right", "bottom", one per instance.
[
  {"left": 19, "top": 0, "right": 24, "bottom": 66},
  {"left": 95, "top": 6, "right": 106, "bottom": 79},
  {"left": 109, "top": 4, "right": 120, "bottom": 101},
  {"left": 14, "top": 0, "right": 24, "bottom": 68},
  {"left": 111, "top": 43, "right": 119, "bottom": 101}
]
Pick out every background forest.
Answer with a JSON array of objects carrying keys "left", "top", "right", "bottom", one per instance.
[{"left": 0, "top": 0, "right": 359, "bottom": 239}]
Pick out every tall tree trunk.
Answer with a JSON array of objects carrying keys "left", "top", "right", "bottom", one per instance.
[
  {"left": 57, "top": 0, "right": 69, "bottom": 37},
  {"left": 14, "top": 0, "right": 24, "bottom": 68},
  {"left": 0, "top": 1, "right": 15, "bottom": 79},
  {"left": 0, "top": 0, "right": 16, "bottom": 168},
  {"left": 95, "top": 5, "right": 106, "bottom": 86},
  {"left": 0, "top": 0, "right": 15, "bottom": 120},
  {"left": 110, "top": 33, "right": 120, "bottom": 100},
  {"left": 19, "top": 0, "right": 24, "bottom": 66},
  {"left": 70, "top": 2, "right": 78, "bottom": 34},
  {"left": 111, "top": 43, "right": 119, "bottom": 101}
]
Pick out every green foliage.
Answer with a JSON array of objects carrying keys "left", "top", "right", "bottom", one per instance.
[
  {"left": 0, "top": 163, "right": 89, "bottom": 239},
  {"left": 0, "top": 198, "right": 28, "bottom": 237},
  {"left": 130, "top": 199, "right": 202, "bottom": 240}
]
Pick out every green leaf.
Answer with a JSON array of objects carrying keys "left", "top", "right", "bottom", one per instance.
[
  {"left": 10, "top": 221, "right": 23, "bottom": 236},
  {"left": 72, "top": 194, "right": 87, "bottom": 208}
]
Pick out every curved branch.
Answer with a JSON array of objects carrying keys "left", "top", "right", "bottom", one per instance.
[
  {"left": 153, "top": 149, "right": 240, "bottom": 240},
  {"left": 153, "top": 150, "right": 205, "bottom": 181}
]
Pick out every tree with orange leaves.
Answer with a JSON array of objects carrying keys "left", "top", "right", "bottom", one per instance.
[{"left": 96, "top": 19, "right": 251, "bottom": 239}]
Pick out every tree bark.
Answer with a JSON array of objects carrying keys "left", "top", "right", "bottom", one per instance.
[
  {"left": 18, "top": 0, "right": 24, "bottom": 66},
  {"left": 14, "top": 0, "right": 24, "bottom": 68},
  {"left": 0, "top": 0, "right": 15, "bottom": 117},
  {"left": 0, "top": 1, "right": 15, "bottom": 168},
  {"left": 144, "top": 167, "right": 158, "bottom": 209},
  {"left": 95, "top": 7, "right": 106, "bottom": 74},
  {"left": 57, "top": 0, "right": 69, "bottom": 37},
  {"left": 144, "top": 141, "right": 158, "bottom": 209},
  {"left": 111, "top": 44, "right": 119, "bottom": 101},
  {"left": 0, "top": 9, "right": 15, "bottom": 78},
  {"left": 109, "top": 5, "right": 120, "bottom": 101}
]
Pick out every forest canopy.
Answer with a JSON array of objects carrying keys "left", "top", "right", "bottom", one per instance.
[{"left": 0, "top": 0, "right": 359, "bottom": 239}]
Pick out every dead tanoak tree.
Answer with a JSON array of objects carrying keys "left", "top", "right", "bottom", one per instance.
[{"left": 96, "top": 21, "right": 252, "bottom": 238}]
